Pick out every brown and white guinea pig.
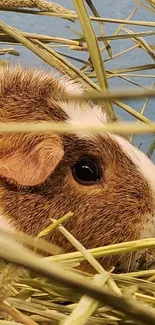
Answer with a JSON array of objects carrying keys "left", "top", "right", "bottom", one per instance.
[{"left": 0, "top": 65, "right": 155, "bottom": 272}]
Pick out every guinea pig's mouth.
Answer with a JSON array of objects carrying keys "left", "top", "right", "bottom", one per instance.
[
  {"left": 116, "top": 212, "right": 155, "bottom": 273},
  {"left": 116, "top": 249, "right": 155, "bottom": 273},
  {"left": 135, "top": 250, "right": 155, "bottom": 271}
]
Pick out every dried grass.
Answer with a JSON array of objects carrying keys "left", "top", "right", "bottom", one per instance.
[{"left": 0, "top": 1, "right": 155, "bottom": 325}]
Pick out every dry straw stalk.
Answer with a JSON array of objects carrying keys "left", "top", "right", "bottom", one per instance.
[{"left": 0, "top": 1, "right": 155, "bottom": 325}]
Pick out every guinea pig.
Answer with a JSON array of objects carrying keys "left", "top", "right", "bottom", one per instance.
[{"left": 0, "top": 65, "right": 155, "bottom": 272}]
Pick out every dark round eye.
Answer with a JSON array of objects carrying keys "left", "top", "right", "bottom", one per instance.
[{"left": 72, "top": 157, "right": 102, "bottom": 185}]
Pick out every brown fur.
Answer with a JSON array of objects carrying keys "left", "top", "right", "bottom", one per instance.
[{"left": 0, "top": 66, "right": 154, "bottom": 272}]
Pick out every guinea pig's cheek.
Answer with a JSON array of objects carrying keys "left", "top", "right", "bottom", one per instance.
[
  {"left": 112, "top": 134, "right": 155, "bottom": 193},
  {"left": 111, "top": 134, "right": 155, "bottom": 236}
]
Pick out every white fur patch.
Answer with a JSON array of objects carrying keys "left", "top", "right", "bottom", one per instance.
[
  {"left": 60, "top": 101, "right": 107, "bottom": 126},
  {"left": 58, "top": 77, "right": 107, "bottom": 129}
]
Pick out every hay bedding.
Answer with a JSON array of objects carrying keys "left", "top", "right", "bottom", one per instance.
[{"left": 0, "top": 1, "right": 155, "bottom": 324}]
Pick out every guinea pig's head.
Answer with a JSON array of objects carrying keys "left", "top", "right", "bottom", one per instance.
[{"left": 0, "top": 65, "right": 155, "bottom": 272}]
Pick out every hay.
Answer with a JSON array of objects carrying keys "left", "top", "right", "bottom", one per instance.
[{"left": 0, "top": 1, "right": 155, "bottom": 324}]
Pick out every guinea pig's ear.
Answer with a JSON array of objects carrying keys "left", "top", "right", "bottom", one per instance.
[{"left": 0, "top": 133, "right": 64, "bottom": 186}]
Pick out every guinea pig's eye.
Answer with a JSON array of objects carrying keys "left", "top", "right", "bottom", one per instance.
[{"left": 72, "top": 157, "right": 102, "bottom": 185}]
